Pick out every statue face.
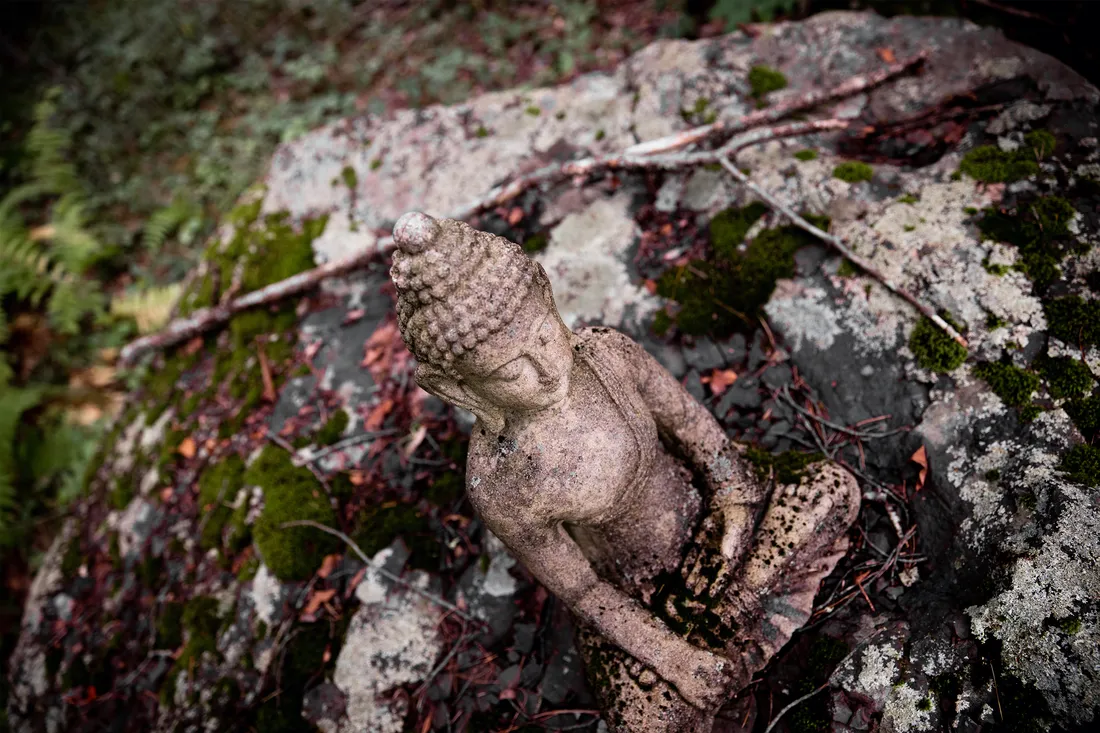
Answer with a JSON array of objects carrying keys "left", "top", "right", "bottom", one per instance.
[{"left": 455, "top": 284, "right": 574, "bottom": 414}]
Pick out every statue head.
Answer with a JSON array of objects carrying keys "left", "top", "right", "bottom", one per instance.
[{"left": 390, "top": 212, "right": 574, "bottom": 433}]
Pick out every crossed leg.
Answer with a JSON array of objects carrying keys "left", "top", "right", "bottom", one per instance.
[{"left": 575, "top": 460, "right": 860, "bottom": 733}]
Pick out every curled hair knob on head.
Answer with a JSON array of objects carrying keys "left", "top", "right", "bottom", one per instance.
[{"left": 393, "top": 211, "right": 440, "bottom": 254}]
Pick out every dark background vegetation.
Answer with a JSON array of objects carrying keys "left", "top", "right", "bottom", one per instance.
[{"left": 0, "top": 0, "right": 1095, "bottom": 727}]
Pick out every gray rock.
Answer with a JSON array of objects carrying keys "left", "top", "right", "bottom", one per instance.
[
  {"left": 761, "top": 365, "right": 793, "bottom": 390},
  {"left": 682, "top": 337, "right": 726, "bottom": 373}
]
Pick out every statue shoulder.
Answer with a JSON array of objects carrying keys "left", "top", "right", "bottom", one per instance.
[{"left": 575, "top": 326, "right": 649, "bottom": 374}]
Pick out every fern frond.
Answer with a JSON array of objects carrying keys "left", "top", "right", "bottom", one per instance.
[
  {"left": 143, "top": 198, "right": 201, "bottom": 251},
  {"left": 47, "top": 275, "right": 104, "bottom": 335},
  {"left": 46, "top": 195, "right": 101, "bottom": 273},
  {"left": 0, "top": 385, "right": 48, "bottom": 541},
  {"left": 110, "top": 283, "right": 182, "bottom": 334}
]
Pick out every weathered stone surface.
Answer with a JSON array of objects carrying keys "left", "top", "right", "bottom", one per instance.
[{"left": 8, "top": 9, "right": 1100, "bottom": 733}]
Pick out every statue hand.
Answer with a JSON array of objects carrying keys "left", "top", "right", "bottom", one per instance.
[{"left": 666, "top": 647, "right": 737, "bottom": 711}]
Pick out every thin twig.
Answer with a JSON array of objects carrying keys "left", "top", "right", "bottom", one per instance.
[
  {"left": 626, "top": 51, "right": 928, "bottom": 156},
  {"left": 293, "top": 428, "right": 399, "bottom": 466},
  {"left": 279, "top": 519, "right": 482, "bottom": 624},
  {"left": 717, "top": 157, "right": 968, "bottom": 348}
]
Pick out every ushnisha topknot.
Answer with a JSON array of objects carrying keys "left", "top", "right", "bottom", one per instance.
[{"left": 390, "top": 211, "right": 544, "bottom": 374}]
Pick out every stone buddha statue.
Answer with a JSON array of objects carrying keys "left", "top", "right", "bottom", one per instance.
[{"left": 389, "top": 211, "right": 861, "bottom": 732}]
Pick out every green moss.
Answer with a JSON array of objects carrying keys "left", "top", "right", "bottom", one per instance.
[
  {"left": 657, "top": 207, "right": 817, "bottom": 338},
  {"left": 793, "top": 149, "right": 817, "bottom": 161},
  {"left": 340, "top": 165, "right": 357, "bottom": 190},
  {"left": 60, "top": 537, "right": 83, "bottom": 578},
  {"left": 197, "top": 455, "right": 245, "bottom": 550},
  {"left": 1061, "top": 444, "right": 1100, "bottom": 486},
  {"left": 973, "top": 361, "right": 1040, "bottom": 408},
  {"left": 748, "top": 65, "right": 787, "bottom": 100},
  {"left": 157, "top": 602, "right": 184, "bottom": 649},
  {"left": 958, "top": 132, "right": 1055, "bottom": 184},
  {"left": 977, "top": 196, "right": 1077, "bottom": 288},
  {"left": 595, "top": 129, "right": 606, "bottom": 141},
  {"left": 522, "top": 232, "right": 549, "bottom": 254},
  {"left": 708, "top": 202, "right": 768, "bottom": 260},
  {"left": 985, "top": 469, "right": 1001, "bottom": 482},
  {"left": 475, "top": 125, "right": 489, "bottom": 138},
  {"left": 352, "top": 501, "right": 440, "bottom": 571},
  {"left": 1037, "top": 355, "right": 1095, "bottom": 400},
  {"left": 183, "top": 596, "right": 221, "bottom": 639},
  {"left": 836, "top": 259, "right": 858, "bottom": 278},
  {"left": 832, "top": 161, "right": 874, "bottom": 184},
  {"left": 897, "top": 193, "right": 919, "bottom": 204},
  {"left": 370, "top": 158, "right": 382, "bottom": 170},
  {"left": 681, "top": 97, "right": 717, "bottom": 124},
  {"left": 248, "top": 446, "right": 339, "bottom": 581},
  {"left": 1057, "top": 617, "right": 1082, "bottom": 635},
  {"left": 315, "top": 409, "right": 349, "bottom": 446},
  {"left": 109, "top": 477, "right": 134, "bottom": 510},
  {"left": 1065, "top": 394, "right": 1100, "bottom": 440},
  {"left": 424, "top": 471, "right": 464, "bottom": 506},
  {"left": 524, "top": 105, "right": 541, "bottom": 116},
  {"left": 986, "top": 314, "right": 1007, "bottom": 329},
  {"left": 982, "top": 258, "right": 1010, "bottom": 276},
  {"left": 1018, "top": 404, "right": 1043, "bottom": 423},
  {"left": 744, "top": 447, "right": 823, "bottom": 485},
  {"left": 555, "top": 110, "right": 566, "bottom": 120},
  {"left": 652, "top": 309, "right": 672, "bottom": 336},
  {"left": 1045, "top": 296, "right": 1100, "bottom": 347},
  {"left": 903, "top": 224, "right": 916, "bottom": 233},
  {"left": 237, "top": 555, "right": 259, "bottom": 582},
  {"left": 909, "top": 314, "right": 967, "bottom": 373},
  {"left": 964, "top": 206, "right": 979, "bottom": 215}
]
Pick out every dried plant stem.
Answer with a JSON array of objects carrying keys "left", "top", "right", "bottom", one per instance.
[
  {"left": 716, "top": 157, "right": 968, "bottom": 348},
  {"left": 626, "top": 51, "right": 928, "bottom": 157}
]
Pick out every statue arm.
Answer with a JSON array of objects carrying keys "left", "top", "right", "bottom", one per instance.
[
  {"left": 617, "top": 333, "right": 763, "bottom": 512},
  {"left": 474, "top": 494, "right": 735, "bottom": 710}
]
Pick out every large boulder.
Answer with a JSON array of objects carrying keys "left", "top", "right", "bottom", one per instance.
[{"left": 7, "top": 10, "right": 1099, "bottom": 733}]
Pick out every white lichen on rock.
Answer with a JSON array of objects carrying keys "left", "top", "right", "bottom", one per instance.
[{"left": 332, "top": 568, "right": 443, "bottom": 733}]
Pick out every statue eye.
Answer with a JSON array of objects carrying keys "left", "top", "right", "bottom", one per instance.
[{"left": 491, "top": 359, "right": 524, "bottom": 381}]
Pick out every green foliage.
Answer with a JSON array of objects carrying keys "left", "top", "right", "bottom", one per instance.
[
  {"left": 747, "top": 65, "right": 788, "bottom": 100},
  {"left": 353, "top": 501, "right": 440, "bottom": 571},
  {"left": 958, "top": 130, "right": 1057, "bottom": 183},
  {"left": 248, "top": 446, "right": 339, "bottom": 581},
  {"left": 710, "top": 0, "right": 792, "bottom": 28},
  {"left": 909, "top": 314, "right": 967, "bottom": 373},
  {"left": 897, "top": 194, "right": 919, "bottom": 204},
  {"left": 793, "top": 149, "right": 817, "bottom": 161},
  {"left": 197, "top": 455, "right": 245, "bottom": 551},
  {"left": 656, "top": 205, "right": 818, "bottom": 338},
  {"left": 1065, "top": 394, "right": 1100, "bottom": 441},
  {"left": 833, "top": 161, "right": 874, "bottom": 183}
]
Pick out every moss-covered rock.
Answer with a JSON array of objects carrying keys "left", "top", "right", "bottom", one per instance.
[
  {"left": 973, "top": 361, "right": 1040, "bottom": 410},
  {"left": 748, "top": 65, "right": 787, "bottom": 101},
  {"left": 248, "top": 446, "right": 339, "bottom": 581},
  {"left": 197, "top": 455, "right": 245, "bottom": 551},
  {"left": 958, "top": 130, "right": 1056, "bottom": 183}
]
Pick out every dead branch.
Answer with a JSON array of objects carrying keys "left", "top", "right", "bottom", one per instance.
[
  {"left": 120, "top": 119, "right": 849, "bottom": 364},
  {"left": 716, "top": 157, "right": 969, "bottom": 348},
  {"left": 625, "top": 51, "right": 928, "bottom": 157}
]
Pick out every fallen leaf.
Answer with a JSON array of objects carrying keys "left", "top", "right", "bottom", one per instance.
[
  {"left": 181, "top": 337, "right": 204, "bottom": 357},
  {"left": 910, "top": 445, "right": 928, "bottom": 491},
  {"left": 342, "top": 308, "right": 365, "bottom": 325},
  {"left": 365, "top": 398, "right": 395, "bottom": 431},
  {"left": 707, "top": 368, "right": 738, "bottom": 396},
  {"left": 317, "top": 554, "right": 341, "bottom": 579},
  {"left": 508, "top": 207, "right": 524, "bottom": 225},
  {"left": 300, "top": 589, "right": 337, "bottom": 619},
  {"left": 361, "top": 320, "right": 401, "bottom": 381},
  {"left": 160, "top": 487, "right": 174, "bottom": 503},
  {"left": 304, "top": 339, "right": 323, "bottom": 361},
  {"left": 256, "top": 342, "right": 277, "bottom": 403},
  {"left": 643, "top": 279, "right": 658, "bottom": 295},
  {"left": 348, "top": 470, "right": 367, "bottom": 486},
  {"left": 877, "top": 48, "right": 896, "bottom": 63},
  {"left": 178, "top": 437, "right": 197, "bottom": 459}
]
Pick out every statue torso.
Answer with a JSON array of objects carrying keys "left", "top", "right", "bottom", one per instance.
[{"left": 467, "top": 328, "right": 702, "bottom": 592}]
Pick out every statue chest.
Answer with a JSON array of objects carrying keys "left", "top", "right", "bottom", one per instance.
[{"left": 514, "top": 366, "right": 657, "bottom": 524}]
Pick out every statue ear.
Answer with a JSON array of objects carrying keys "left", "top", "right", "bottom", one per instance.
[{"left": 415, "top": 364, "right": 506, "bottom": 434}]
